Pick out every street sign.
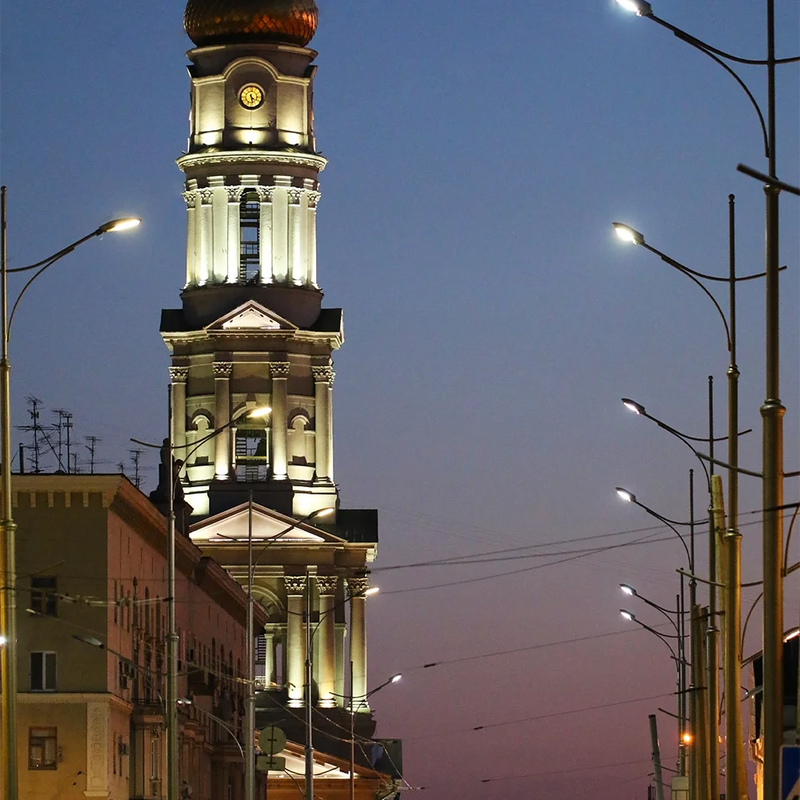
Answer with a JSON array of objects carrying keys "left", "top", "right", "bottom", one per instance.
[
  {"left": 256, "top": 755, "right": 286, "bottom": 773},
  {"left": 258, "top": 725, "right": 287, "bottom": 755},
  {"left": 782, "top": 745, "right": 800, "bottom": 800}
]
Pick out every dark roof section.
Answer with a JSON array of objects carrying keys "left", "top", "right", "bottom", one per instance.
[
  {"left": 332, "top": 509, "right": 378, "bottom": 544},
  {"left": 159, "top": 307, "right": 341, "bottom": 334}
]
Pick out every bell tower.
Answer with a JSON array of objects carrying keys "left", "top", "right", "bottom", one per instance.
[{"left": 161, "top": 0, "right": 340, "bottom": 519}]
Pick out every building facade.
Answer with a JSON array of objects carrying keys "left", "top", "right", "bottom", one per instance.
[
  {"left": 8, "top": 474, "right": 264, "bottom": 800},
  {"left": 159, "top": 0, "right": 401, "bottom": 796}
]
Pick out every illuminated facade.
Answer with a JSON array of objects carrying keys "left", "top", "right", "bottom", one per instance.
[{"left": 160, "top": 1, "right": 400, "bottom": 796}]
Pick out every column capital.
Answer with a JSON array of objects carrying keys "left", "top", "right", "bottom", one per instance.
[
  {"left": 182, "top": 190, "right": 196, "bottom": 209},
  {"left": 225, "top": 186, "right": 244, "bottom": 203},
  {"left": 317, "top": 576, "right": 339, "bottom": 596},
  {"left": 213, "top": 361, "right": 233, "bottom": 378},
  {"left": 269, "top": 361, "right": 291, "bottom": 379},
  {"left": 284, "top": 575, "right": 307, "bottom": 596},
  {"left": 312, "top": 366, "right": 335, "bottom": 385},
  {"left": 346, "top": 576, "right": 370, "bottom": 599},
  {"left": 258, "top": 186, "right": 275, "bottom": 203},
  {"left": 288, "top": 188, "right": 302, "bottom": 205},
  {"left": 307, "top": 191, "right": 321, "bottom": 209},
  {"left": 169, "top": 366, "right": 188, "bottom": 383},
  {"left": 199, "top": 188, "right": 214, "bottom": 204}
]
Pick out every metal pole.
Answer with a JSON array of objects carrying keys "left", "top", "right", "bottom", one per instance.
[
  {"left": 692, "top": 605, "right": 710, "bottom": 800},
  {"left": 349, "top": 660, "right": 355, "bottom": 800},
  {"left": 304, "top": 576, "right": 314, "bottom": 800},
  {"left": 725, "top": 193, "right": 747, "bottom": 800},
  {"left": 245, "top": 492, "right": 255, "bottom": 800},
  {"left": 166, "top": 384, "right": 179, "bottom": 800},
  {"left": 649, "top": 713, "right": 665, "bottom": 800},
  {"left": 0, "top": 185, "right": 18, "bottom": 800},
  {"left": 761, "top": 2, "right": 784, "bottom": 795},
  {"left": 678, "top": 585, "right": 687, "bottom": 778},
  {"left": 688, "top": 471, "right": 698, "bottom": 800},
  {"left": 706, "top": 378, "right": 719, "bottom": 800}
]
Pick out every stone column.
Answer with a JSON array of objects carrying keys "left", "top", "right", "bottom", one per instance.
[
  {"left": 264, "top": 631, "right": 276, "bottom": 686},
  {"left": 288, "top": 188, "right": 302, "bottom": 285},
  {"left": 213, "top": 362, "right": 232, "bottom": 479},
  {"left": 198, "top": 188, "right": 214, "bottom": 285},
  {"left": 269, "top": 362, "right": 290, "bottom": 480},
  {"left": 169, "top": 367, "right": 188, "bottom": 452},
  {"left": 183, "top": 188, "right": 197, "bottom": 286},
  {"left": 210, "top": 176, "right": 227, "bottom": 283},
  {"left": 312, "top": 366, "right": 334, "bottom": 483},
  {"left": 258, "top": 186, "right": 273, "bottom": 284},
  {"left": 284, "top": 575, "right": 306, "bottom": 708},
  {"left": 347, "top": 576, "right": 369, "bottom": 710},
  {"left": 307, "top": 188, "right": 320, "bottom": 288},
  {"left": 316, "top": 576, "right": 338, "bottom": 707},
  {"left": 225, "top": 186, "right": 242, "bottom": 284},
  {"left": 272, "top": 176, "right": 291, "bottom": 282}
]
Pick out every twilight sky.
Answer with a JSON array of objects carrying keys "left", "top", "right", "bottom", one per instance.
[{"left": 1, "top": 2, "right": 799, "bottom": 797}]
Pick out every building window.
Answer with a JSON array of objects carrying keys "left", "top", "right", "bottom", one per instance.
[
  {"left": 234, "top": 426, "right": 269, "bottom": 481},
  {"left": 239, "top": 190, "right": 260, "bottom": 283},
  {"left": 29, "top": 727, "right": 57, "bottom": 770},
  {"left": 30, "top": 651, "right": 56, "bottom": 692},
  {"left": 30, "top": 576, "right": 57, "bottom": 616}
]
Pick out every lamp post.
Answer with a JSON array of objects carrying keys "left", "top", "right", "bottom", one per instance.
[
  {"left": 0, "top": 187, "right": 139, "bottom": 800},
  {"left": 614, "top": 204, "right": 772, "bottom": 799},
  {"left": 616, "top": 482, "right": 707, "bottom": 797},
  {"left": 341, "top": 669, "right": 401, "bottom": 800},
  {"left": 620, "top": 585, "right": 687, "bottom": 775},
  {"left": 611, "top": 3, "right": 794, "bottom": 793}
]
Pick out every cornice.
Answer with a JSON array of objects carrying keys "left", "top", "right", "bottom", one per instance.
[
  {"left": 177, "top": 151, "right": 328, "bottom": 173},
  {"left": 162, "top": 328, "right": 342, "bottom": 349}
]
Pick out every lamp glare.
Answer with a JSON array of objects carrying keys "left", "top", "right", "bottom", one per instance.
[
  {"left": 100, "top": 218, "right": 141, "bottom": 233},
  {"left": 620, "top": 609, "right": 634, "bottom": 621},
  {"left": 621, "top": 398, "right": 645, "bottom": 415},
  {"left": 616, "top": 487, "right": 635, "bottom": 503},
  {"left": 612, "top": 222, "right": 645, "bottom": 245},
  {"left": 391, "top": 674, "right": 402, "bottom": 683},
  {"left": 620, "top": 584, "right": 635, "bottom": 596},
  {"left": 614, "top": 0, "right": 653, "bottom": 15}
]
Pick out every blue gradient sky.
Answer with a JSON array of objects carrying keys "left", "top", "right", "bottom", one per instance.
[{"left": 2, "top": 2, "right": 799, "bottom": 797}]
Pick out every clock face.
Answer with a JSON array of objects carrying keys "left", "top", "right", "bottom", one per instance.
[{"left": 239, "top": 84, "right": 264, "bottom": 110}]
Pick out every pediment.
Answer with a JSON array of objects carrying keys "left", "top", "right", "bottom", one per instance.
[
  {"left": 190, "top": 502, "right": 345, "bottom": 546},
  {"left": 207, "top": 301, "right": 296, "bottom": 333}
]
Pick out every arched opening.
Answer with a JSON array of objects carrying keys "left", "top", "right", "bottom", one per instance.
[{"left": 239, "top": 190, "right": 260, "bottom": 283}]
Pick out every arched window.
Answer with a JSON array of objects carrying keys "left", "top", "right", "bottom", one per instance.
[{"left": 239, "top": 190, "right": 260, "bottom": 283}]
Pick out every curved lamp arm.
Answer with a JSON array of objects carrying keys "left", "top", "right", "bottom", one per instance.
[
  {"left": 616, "top": 488, "right": 693, "bottom": 570},
  {"left": 5, "top": 216, "right": 140, "bottom": 341}
]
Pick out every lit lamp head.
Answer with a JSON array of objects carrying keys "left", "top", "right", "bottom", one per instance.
[
  {"left": 612, "top": 222, "right": 645, "bottom": 246},
  {"left": 620, "top": 609, "right": 636, "bottom": 621},
  {"left": 98, "top": 218, "right": 141, "bottom": 234},
  {"left": 614, "top": 0, "right": 653, "bottom": 16},
  {"left": 365, "top": 586, "right": 380, "bottom": 597},
  {"left": 312, "top": 507, "right": 335, "bottom": 520},
  {"left": 621, "top": 398, "right": 646, "bottom": 416},
  {"left": 681, "top": 732, "right": 693, "bottom": 745},
  {"left": 616, "top": 487, "right": 636, "bottom": 504},
  {"left": 619, "top": 584, "right": 636, "bottom": 597},
  {"left": 0, "top": 635, "right": 6, "bottom": 646},
  {"left": 245, "top": 406, "right": 272, "bottom": 419}
]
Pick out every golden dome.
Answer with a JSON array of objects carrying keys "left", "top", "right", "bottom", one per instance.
[{"left": 185, "top": 0, "right": 318, "bottom": 48}]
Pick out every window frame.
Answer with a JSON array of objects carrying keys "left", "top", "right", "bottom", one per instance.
[
  {"left": 28, "top": 726, "right": 57, "bottom": 770},
  {"left": 30, "top": 651, "right": 57, "bottom": 692}
]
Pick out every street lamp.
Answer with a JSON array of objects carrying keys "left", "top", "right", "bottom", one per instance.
[
  {"left": 611, "top": 5, "right": 796, "bottom": 793},
  {"left": 620, "top": 585, "right": 687, "bottom": 775},
  {"left": 0, "top": 186, "right": 139, "bottom": 800},
  {"left": 337, "top": 671, "right": 401, "bottom": 800}
]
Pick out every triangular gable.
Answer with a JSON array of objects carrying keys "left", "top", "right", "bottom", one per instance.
[
  {"left": 189, "top": 502, "right": 346, "bottom": 545},
  {"left": 206, "top": 301, "right": 297, "bottom": 333}
]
